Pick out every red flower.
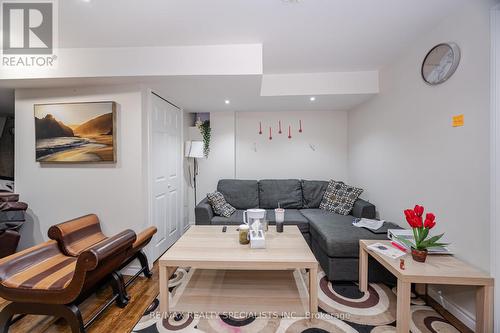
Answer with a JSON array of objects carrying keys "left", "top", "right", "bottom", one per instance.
[
  {"left": 424, "top": 213, "right": 436, "bottom": 229},
  {"left": 404, "top": 209, "right": 415, "bottom": 220},
  {"left": 402, "top": 205, "right": 443, "bottom": 250},
  {"left": 414, "top": 205, "right": 424, "bottom": 217},
  {"left": 404, "top": 209, "right": 416, "bottom": 227},
  {"left": 403, "top": 205, "right": 425, "bottom": 228},
  {"left": 413, "top": 216, "right": 423, "bottom": 228}
]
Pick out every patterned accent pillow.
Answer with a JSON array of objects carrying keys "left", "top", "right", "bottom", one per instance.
[
  {"left": 207, "top": 191, "right": 236, "bottom": 218},
  {"left": 319, "top": 180, "right": 363, "bottom": 215}
]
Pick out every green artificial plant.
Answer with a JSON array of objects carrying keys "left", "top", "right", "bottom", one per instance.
[{"left": 197, "top": 120, "right": 211, "bottom": 158}]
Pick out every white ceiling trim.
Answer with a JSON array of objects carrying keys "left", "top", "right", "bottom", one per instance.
[
  {"left": 0, "top": 44, "right": 263, "bottom": 80},
  {"left": 260, "top": 71, "right": 379, "bottom": 96}
]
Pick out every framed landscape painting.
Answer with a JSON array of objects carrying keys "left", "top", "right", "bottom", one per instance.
[{"left": 34, "top": 102, "right": 116, "bottom": 163}]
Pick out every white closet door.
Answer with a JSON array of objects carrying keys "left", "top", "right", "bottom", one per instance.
[{"left": 150, "top": 93, "right": 181, "bottom": 260}]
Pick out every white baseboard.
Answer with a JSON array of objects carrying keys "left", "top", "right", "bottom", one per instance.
[
  {"left": 120, "top": 257, "right": 152, "bottom": 277},
  {"left": 121, "top": 264, "right": 142, "bottom": 276},
  {"left": 427, "top": 287, "right": 476, "bottom": 331}
]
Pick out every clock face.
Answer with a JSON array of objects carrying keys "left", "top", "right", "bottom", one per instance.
[{"left": 421, "top": 43, "right": 460, "bottom": 85}]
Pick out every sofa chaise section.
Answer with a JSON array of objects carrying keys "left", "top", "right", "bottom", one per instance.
[{"left": 301, "top": 208, "right": 398, "bottom": 281}]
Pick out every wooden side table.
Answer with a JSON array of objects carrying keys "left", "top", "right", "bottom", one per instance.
[{"left": 359, "top": 240, "right": 494, "bottom": 333}]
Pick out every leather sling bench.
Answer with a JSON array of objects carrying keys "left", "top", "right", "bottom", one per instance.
[{"left": 0, "top": 214, "right": 157, "bottom": 333}]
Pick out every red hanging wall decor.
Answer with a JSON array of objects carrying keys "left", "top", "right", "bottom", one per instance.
[
  {"left": 269, "top": 127, "right": 272, "bottom": 140},
  {"left": 288, "top": 125, "right": 292, "bottom": 139},
  {"left": 278, "top": 120, "right": 282, "bottom": 134},
  {"left": 299, "top": 120, "right": 303, "bottom": 133},
  {"left": 259, "top": 121, "right": 262, "bottom": 135}
]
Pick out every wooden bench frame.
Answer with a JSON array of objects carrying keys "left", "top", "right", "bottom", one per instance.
[{"left": 0, "top": 214, "right": 156, "bottom": 333}]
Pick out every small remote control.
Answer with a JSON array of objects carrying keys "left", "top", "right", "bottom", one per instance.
[{"left": 222, "top": 226, "right": 227, "bottom": 232}]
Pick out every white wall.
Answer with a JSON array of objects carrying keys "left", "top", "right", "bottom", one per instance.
[
  {"left": 15, "top": 85, "right": 146, "bottom": 250},
  {"left": 348, "top": 1, "right": 493, "bottom": 329},
  {"left": 236, "top": 111, "right": 348, "bottom": 181},
  {"left": 188, "top": 110, "right": 348, "bottom": 219},
  {"left": 196, "top": 112, "right": 236, "bottom": 202},
  {"left": 491, "top": 5, "right": 500, "bottom": 331},
  {"left": 183, "top": 112, "right": 195, "bottom": 228}
]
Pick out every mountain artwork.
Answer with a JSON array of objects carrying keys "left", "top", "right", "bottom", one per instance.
[{"left": 34, "top": 102, "right": 116, "bottom": 163}]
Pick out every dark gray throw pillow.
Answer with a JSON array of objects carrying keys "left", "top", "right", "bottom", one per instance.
[
  {"left": 319, "top": 180, "right": 363, "bottom": 215},
  {"left": 207, "top": 192, "right": 236, "bottom": 218}
]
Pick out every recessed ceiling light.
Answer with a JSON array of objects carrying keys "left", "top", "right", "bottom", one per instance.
[
  {"left": 225, "top": 100, "right": 230, "bottom": 104},
  {"left": 309, "top": 96, "right": 316, "bottom": 102}
]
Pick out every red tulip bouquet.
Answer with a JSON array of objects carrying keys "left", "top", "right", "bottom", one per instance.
[{"left": 398, "top": 205, "right": 448, "bottom": 262}]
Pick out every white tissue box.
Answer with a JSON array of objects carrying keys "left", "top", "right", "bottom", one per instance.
[{"left": 250, "top": 230, "right": 266, "bottom": 249}]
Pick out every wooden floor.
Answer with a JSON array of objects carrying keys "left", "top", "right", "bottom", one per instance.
[{"left": 0, "top": 262, "right": 160, "bottom": 333}]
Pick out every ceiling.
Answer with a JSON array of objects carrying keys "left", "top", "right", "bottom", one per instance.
[
  {"left": 60, "top": 0, "right": 466, "bottom": 74},
  {"left": 147, "top": 76, "right": 375, "bottom": 112},
  {"left": 0, "top": 76, "right": 374, "bottom": 112},
  {"left": 2, "top": 0, "right": 468, "bottom": 112}
]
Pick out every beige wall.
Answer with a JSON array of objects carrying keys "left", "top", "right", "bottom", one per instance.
[{"left": 347, "top": 1, "right": 493, "bottom": 329}]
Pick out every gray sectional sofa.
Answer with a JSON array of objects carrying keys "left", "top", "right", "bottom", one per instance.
[{"left": 195, "top": 179, "right": 397, "bottom": 282}]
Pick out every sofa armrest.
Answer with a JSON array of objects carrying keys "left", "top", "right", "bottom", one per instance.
[
  {"left": 351, "top": 199, "right": 376, "bottom": 219},
  {"left": 195, "top": 197, "right": 213, "bottom": 225},
  {"left": 79, "top": 230, "right": 136, "bottom": 271}
]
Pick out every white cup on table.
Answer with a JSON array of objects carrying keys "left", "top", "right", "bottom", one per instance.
[{"left": 275, "top": 208, "right": 285, "bottom": 223}]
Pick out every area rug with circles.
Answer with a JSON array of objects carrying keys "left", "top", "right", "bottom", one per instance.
[{"left": 132, "top": 268, "right": 460, "bottom": 333}]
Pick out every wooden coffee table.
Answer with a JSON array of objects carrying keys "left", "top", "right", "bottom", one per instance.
[
  {"left": 159, "top": 225, "right": 318, "bottom": 317},
  {"left": 359, "top": 240, "right": 494, "bottom": 333}
]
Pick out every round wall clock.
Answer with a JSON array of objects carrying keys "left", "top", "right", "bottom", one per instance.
[{"left": 421, "top": 42, "right": 461, "bottom": 85}]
